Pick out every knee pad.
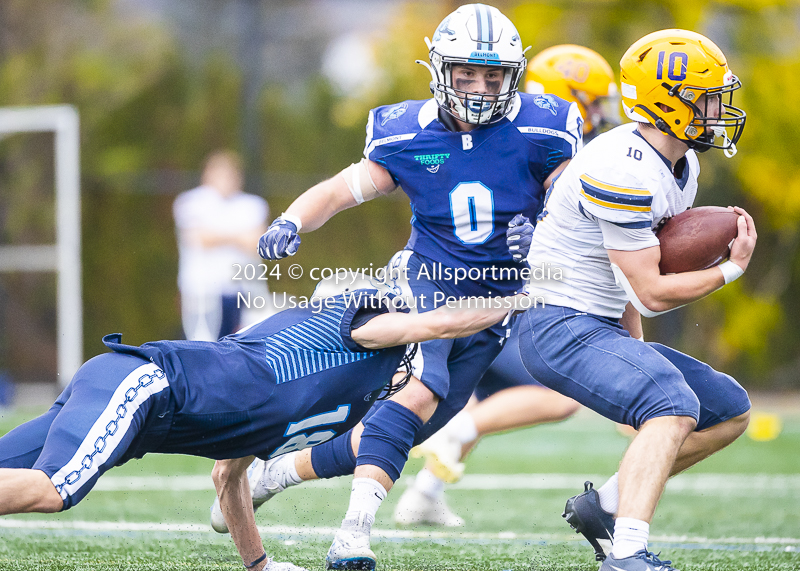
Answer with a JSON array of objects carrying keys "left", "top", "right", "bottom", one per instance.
[{"left": 356, "top": 400, "right": 423, "bottom": 482}]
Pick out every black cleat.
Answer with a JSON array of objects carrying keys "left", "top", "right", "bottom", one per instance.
[
  {"left": 563, "top": 481, "right": 615, "bottom": 561},
  {"left": 600, "top": 550, "right": 678, "bottom": 571}
]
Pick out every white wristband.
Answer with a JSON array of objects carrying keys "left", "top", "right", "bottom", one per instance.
[
  {"left": 280, "top": 213, "right": 303, "bottom": 232},
  {"left": 719, "top": 260, "right": 744, "bottom": 284}
]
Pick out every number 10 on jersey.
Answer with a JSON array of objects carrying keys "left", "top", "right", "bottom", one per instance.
[{"left": 450, "top": 182, "right": 494, "bottom": 244}]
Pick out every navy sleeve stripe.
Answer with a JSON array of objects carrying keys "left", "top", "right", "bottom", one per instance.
[
  {"left": 611, "top": 220, "right": 653, "bottom": 229},
  {"left": 580, "top": 179, "right": 654, "bottom": 207}
]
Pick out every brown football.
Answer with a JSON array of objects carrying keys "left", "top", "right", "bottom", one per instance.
[{"left": 656, "top": 206, "right": 739, "bottom": 274}]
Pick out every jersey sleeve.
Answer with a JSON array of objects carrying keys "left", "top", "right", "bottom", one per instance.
[
  {"left": 339, "top": 289, "right": 393, "bottom": 352},
  {"left": 598, "top": 218, "right": 660, "bottom": 251},
  {"left": 514, "top": 95, "right": 583, "bottom": 183},
  {"left": 362, "top": 101, "right": 423, "bottom": 182},
  {"left": 565, "top": 101, "right": 584, "bottom": 157},
  {"left": 577, "top": 167, "right": 656, "bottom": 229}
]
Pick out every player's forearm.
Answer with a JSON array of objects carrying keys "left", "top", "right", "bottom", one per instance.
[
  {"left": 422, "top": 296, "right": 523, "bottom": 340},
  {"left": 285, "top": 176, "right": 358, "bottom": 232},
  {"left": 634, "top": 268, "right": 726, "bottom": 312},
  {"left": 212, "top": 458, "right": 267, "bottom": 570},
  {"left": 353, "top": 295, "right": 525, "bottom": 349}
]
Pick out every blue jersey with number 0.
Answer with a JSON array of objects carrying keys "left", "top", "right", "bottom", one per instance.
[{"left": 365, "top": 94, "right": 581, "bottom": 290}]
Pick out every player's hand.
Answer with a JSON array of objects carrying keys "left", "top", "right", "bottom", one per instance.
[
  {"left": 728, "top": 206, "right": 757, "bottom": 272},
  {"left": 258, "top": 217, "right": 301, "bottom": 260},
  {"left": 506, "top": 214, "right": 534, "bottom": 263}
]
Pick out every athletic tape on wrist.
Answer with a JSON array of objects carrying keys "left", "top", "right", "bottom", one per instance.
[
  {"left": 280, "top": 213, "right": 302, "bottom": 232},
  {"left": 719, "top": 260, "right": 744, "bottom": 284}
]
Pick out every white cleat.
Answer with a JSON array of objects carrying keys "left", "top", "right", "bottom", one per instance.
[
  {"left": 210, "top": 457, "right": 289, "bottom": 534},
  {"left": 409, "top": 427, "right": 465, "bottom": 484},
  {"left": 325, "top": 528, "right": 376, "bottom": 570},
  {"left": 393, "top": 487, "right": 465, "bottom": 527}
]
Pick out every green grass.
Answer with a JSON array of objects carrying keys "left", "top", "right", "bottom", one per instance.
[{"left": 0, "top": 406, "right": 798, "bottom": 570}]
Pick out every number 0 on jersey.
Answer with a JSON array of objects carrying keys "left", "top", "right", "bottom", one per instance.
[{"left": 449, "top": 182, "right": 495, "bottom": 244}]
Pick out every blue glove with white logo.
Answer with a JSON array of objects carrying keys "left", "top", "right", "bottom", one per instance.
[
  {"left": 258, "top": 216, "right": 302, "bottom": 260},
  {"left": 506, "top": 214, "right": 534, "bottom": 263}
]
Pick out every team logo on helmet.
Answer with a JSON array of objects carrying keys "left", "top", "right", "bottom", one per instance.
[
  {"left": 433, "top": 16, "right": 455, "bottom": 41},
  {"left": 534, "top": 95, "right": 559, "bottom": 116},
  {"left": 380, "top": 103, "right": 408, "bottom": 126}
]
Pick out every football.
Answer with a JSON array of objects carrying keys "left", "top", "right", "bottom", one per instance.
[{"left": 656, "top": 206, "right": 740, "bottom": 274}]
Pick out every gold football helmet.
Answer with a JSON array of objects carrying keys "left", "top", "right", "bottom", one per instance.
[
  {"left": 526, "top": 44, "right": 621, "bottom": 137},
  {"left": 619, "top": 29, "right": 745, "bottom": 156}
]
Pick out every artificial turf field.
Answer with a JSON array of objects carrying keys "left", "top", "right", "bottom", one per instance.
[{"left": 0, "top": 403, "right": 797, "bottom": 570}]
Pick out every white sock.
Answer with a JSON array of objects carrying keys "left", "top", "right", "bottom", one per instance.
[
  {"left": 447, "top": 410, "right": 478, "bottom": 445},
  {"left": 342, "top": 478, "right": 387, "bottom": 532},
  {"left": 611, "top": 517, "right": 649, "bottom": 559},
  {"left": 271, "top": 452, "right": 303, "bottom": 488},
  {"left": 414, "top": 468, "right": 445, "bottom": 500},
  {"left": 597, "top": 473, "right": 619, "bottom": 514}
]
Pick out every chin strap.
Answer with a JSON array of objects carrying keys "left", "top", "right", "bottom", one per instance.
[{"left": 713, "top": 126, "right": 738, "bottom": 158}]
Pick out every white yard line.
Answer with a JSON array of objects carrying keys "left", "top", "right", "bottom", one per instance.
[
  {"left": 90, "top": 473, "right": 800, "bottom": 493},
  {"left": 0, "top": 518, "right": 797, "bottom": 549}
]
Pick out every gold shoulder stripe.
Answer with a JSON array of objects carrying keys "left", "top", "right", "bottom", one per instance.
[
  {"left": 580, "top": 174, "right": 652, "bottom": 197},
  {"left": 580, "top": 190, "right": 652, "bottom": 213}
]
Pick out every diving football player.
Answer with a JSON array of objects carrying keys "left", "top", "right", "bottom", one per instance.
[{"left": 0, "top": 281, "right": 524, "bottom": 571}]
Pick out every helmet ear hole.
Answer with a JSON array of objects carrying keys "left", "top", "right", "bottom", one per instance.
[{"left": 656, "top": 102, "right": 675, "bottom": 113}]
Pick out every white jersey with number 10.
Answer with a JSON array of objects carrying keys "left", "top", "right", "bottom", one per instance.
[{"left": 525, "top": 123, "right": 700, "bottom": 318}]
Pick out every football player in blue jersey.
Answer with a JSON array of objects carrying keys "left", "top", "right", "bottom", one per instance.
[
  {"left": 251, "top": 4, "right": 581, "bottom": 569},
  {"left": 393, "top": 44, "right": 622, "bottom": 528},
  {"left": 0, "top": 280, "right": 524, "bottom": 571}
]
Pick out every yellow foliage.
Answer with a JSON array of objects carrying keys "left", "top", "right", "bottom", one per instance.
[
  {"left": 711, "top": 280, "right": 782, "bottom": 363},
  {"left": 738, "top": 156, "right": 800, "bottom": 231}
]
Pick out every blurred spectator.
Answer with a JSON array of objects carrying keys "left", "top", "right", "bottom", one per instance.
[{"left": 173, "top": 151, "right": 268, "bottom": 341}]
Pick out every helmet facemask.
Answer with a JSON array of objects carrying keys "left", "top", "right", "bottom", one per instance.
[
  {"left": 574, "top": 84, "right": 622, "bottom": 135},
  {"left": 674, "top": 78, "right": 746, "bottom": 156},
  {"left": 430, "top": 55, "right": 525, "bottom": 125}
]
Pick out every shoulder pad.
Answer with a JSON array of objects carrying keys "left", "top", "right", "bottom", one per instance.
[
  {"left": 364, "top": 99, "right": 430, "bottom": 160},
  {"left": 577, "top": 164, "right": 656, "bottom": 227},
  {"left": 512, "top": 94, "right": 583, "bottom": 157}
]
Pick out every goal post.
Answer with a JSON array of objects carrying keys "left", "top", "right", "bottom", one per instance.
[{"left": 0, "top": 105, "right": 81, "bottom": 388}]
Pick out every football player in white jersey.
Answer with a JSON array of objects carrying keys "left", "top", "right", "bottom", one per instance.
[
  {"left": 393, "top": 44, "right": 620, "bottom": 529},
  {"left": 519, "top": 30, "right": 755, "bottom": 571}
]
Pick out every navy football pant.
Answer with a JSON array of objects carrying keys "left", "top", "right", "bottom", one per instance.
[
  {"left": 518, "top": 305, "right": 750, "bottom": 430},
  {"left": 0, "top": 353, "right": 169, "bottom": 510},
  {"left": 386, "top": 250, "right": 506, "bottom": 441},
  {"left": 473, "top": 319, "right": 547, "bottom": 402},
  {"left": 308, "top": 250, "right": 508, "bottom": 479}
]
